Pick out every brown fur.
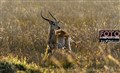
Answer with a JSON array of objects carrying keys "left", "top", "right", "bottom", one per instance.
[{"left": 55, "top": 29, "right": 71, "bottom": 50}]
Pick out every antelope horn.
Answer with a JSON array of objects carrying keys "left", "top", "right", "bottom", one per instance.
[
  {"left": 41, "top": 11, "right": 50, "bottom": 21},
  {"left": 48, "top": 11, "right": 57, "bottom": 21}
]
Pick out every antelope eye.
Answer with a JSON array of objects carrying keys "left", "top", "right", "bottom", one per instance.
[{"left": 53, "top": 23, "right": 55, "bottom": 25}]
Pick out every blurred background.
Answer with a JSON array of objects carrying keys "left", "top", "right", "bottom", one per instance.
[{"left": 0, "top": 0, "right": 120, "bottom": 73}]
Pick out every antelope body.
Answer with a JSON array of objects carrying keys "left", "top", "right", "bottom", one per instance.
[{"left": 55, "top": 29, "right": 71, "bottom": 50}]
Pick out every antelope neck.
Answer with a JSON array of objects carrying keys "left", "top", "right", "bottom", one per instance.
[{"left": 48, "top": 29, "right": 55, "bottom": 42}]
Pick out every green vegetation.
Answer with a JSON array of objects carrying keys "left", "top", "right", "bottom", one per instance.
[
  {"left": 0, "top": 55, "right": 40, "bottom": 73},
  {"left": 0, "top": 0, "right": 120, "bottom": 73}
]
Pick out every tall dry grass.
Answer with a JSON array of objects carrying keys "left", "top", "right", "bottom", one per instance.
[{"left": 0, "top": 0, "right": 120, "bottom": 72}]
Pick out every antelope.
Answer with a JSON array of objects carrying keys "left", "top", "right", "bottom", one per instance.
[{"left": 41, "top": 11, "right": 73, "bottom": 53}]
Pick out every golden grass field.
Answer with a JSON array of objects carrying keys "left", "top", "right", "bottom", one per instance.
[{"left": 0, "top": 0, "right": 120, "bottom": 73}]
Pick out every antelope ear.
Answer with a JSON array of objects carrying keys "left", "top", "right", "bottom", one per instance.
[{"left": 58, "top": 21, "right": 60, "bottom": 23}]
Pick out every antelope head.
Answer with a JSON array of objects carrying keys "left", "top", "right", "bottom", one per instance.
[{"left": 41, "top": 11, "right": 60, "bottom": 30}]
